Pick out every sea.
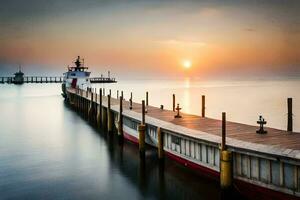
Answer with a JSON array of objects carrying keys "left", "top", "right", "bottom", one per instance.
[{"left": 0, "top": 78, "right": 299, "bottom": 199}]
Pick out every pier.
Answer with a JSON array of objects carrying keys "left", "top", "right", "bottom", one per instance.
[
  {"left": 0, "top": 76, "right": 116, "bottom": 84},
  {"left": 66, "top": 87, "right": 300, "bottom": 199}
]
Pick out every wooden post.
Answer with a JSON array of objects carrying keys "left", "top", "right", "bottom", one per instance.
[
  {"left": 139, "top": 100, "right": 146, "bottom": 157},
  {"left": 146, "top": 92, "right": 149, "bottom": 106},
  {"left": 109, "top": 89, "right": 111, "bottom": 96},
  {"left": 107, "top": 94, "right": 113, "bottom": 133},
  {"left": 97, "top": 88, "right": 102, "bottom": 128},
  {"left": 88, "top": 91, "right": 93, "bottom": 122},
  {"left": 288, "top": 98, "right": 293, "bottom": 132},
  {"left": 220, "top": 112, "right": 232, "bottom": 189},
  {"left": 130, "top": 92, "right": 133, "bottom": 110},
  {"left": 79, "top": 89, "right": 82, "bottom": 112},
  {"left": 222, "top": 112, "right": 226, "bottom": 151},
  {"left": 95, "top": 91, "right": 97, "bottom": 105},
  {"left": 172, "top": 94, "right": 175, "bottom": 112},
  {"left": 81, "top": 90, "right": 84, "bottom": 113},
  {"left": 118, "top": 95, "right": 123, "bottom": 141},
  {"left": 102, "top": 106, "right": 107, "bottom": 130},
  {"left": 121, "top": 91, "right": 124, "bottom": 99},
  {"left": 117, "top": 90, "right": 119, "bottom": 99},
  {"left": 142, "top": 100, "right": 145, "bottom": 125},
  {"left": 157, "top": 127, "right": 164, "bottom": 160},
  {"left": 202, "top": 95, "right": 205, "bottom": 118}
]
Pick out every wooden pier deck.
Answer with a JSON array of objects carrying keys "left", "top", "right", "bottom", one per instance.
[
  {"left": 67, "top": 87, "right": 300, "bottom": 198},
  {"left": 68, "top": 88, "right": 300, "bottom": 159}
]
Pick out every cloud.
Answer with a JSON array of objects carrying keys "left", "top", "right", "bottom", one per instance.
[
  {"left": 244, "top": 28, "right": 256, "bottom": 32},
  {"left": 157, "top": 39, "right": 207, "bottom": 47}
]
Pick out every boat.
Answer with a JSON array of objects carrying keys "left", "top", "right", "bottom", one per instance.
[
  {"left": 13, "top": 66, "right": 24, "bottom": 84},
  {"left": 62, "top": 56, "right": 91, "bottom": 97}
]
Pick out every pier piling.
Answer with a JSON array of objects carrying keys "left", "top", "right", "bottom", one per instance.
[
  {"left": 157, "top": 127, "right": 164, "bottom": 160},
  {"left": 130, "top": 92, "right": 133, "bottom": 110},
  {"left": 107, "top": 94, "right": 113, "bottom": 134},
  {"left": 220, "top": 112, "right": 232, "bottom": 190},
  {"left": 288, "top": 98, "right": 293, "bottom": 132},
  {"left": 139, "top": 100, "right": 146, "bottom": 157},
  {"left": 118, "top": 95, "right": 124, "bottom": 142},
  {"left": 88, "top": 91, "right": 93, "bottom": 122},
  {"left": 97, "top": 88, "right": 102, "bottom": 128},
  {"left": 202, "top": 95, "right": 205, "bottom": 118},
  {"left": 146, "top": 92, "right": 149, "bottom": 106},
  {"left": 102, "top": 105, "right": 107, "bottom": 130},
  {"left": 173, "top": 94, "right": 175, "bottom": 112}
]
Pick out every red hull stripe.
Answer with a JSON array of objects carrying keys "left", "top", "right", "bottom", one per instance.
[{"left": 124, "top": 131, "right": 139, "bottom": 144}]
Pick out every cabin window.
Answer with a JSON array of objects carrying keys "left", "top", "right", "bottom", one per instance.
[{"left": 171, "top": 135, "right": 180, "bottom": 145}]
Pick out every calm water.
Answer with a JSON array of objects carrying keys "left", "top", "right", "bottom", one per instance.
[{"left": 0, "top": 79, "right": 299, "bottom": 199}]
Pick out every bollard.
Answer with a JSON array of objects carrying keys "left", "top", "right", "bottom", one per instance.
[
  {"left": 107, "top": 94, "right": 113, "bottom": 133},
  {"left": 172, "top": 94, "right": 175, "bottom": 112},
  {"left": 202, "top": 95, "right": 205, "bottom": 117},
  {"left": 220, "top": 112, "right": 232, "bottom": 190},
  {"left": 157, "top": 127, "right": 164, "bottom": 160},
  {"left": 139, "top": 100, "right": 146, "bottom": 157},
  {"left": 287, "top": 98, "right": 293, "bottom": 132},
  {"left": 174, "top": 104, "right": 182, "bottom": 118},
  {"left": 118, "top": 96, "right": 124, "bottom": 141}
]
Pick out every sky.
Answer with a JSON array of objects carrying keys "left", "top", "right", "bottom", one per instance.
[{"left": 0, "top": 0, "right": 299, "bottom": 78}]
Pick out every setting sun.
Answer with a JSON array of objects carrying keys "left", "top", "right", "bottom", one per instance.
[{"left": 183, "top": 60, "right": 192, "bottom": 69}]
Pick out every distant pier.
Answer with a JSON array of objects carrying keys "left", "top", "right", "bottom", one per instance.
[
  {"left": 0, "top": 76, "right": 116, "bottom": 84},
  {"left": 65, "top": 87, "right": 300, "bottom": 199},
  {"left": 0, "top": 76, "right": 63, "bottom": 84}
]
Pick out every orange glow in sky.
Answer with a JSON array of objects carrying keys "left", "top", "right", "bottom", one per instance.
[{"left": 0, "top": 1, "right": 299, "bottom": 78}]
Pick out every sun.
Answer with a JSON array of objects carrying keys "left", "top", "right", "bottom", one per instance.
[{"left": 182, "top": 60, "right": 192, "bottom": 69}]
